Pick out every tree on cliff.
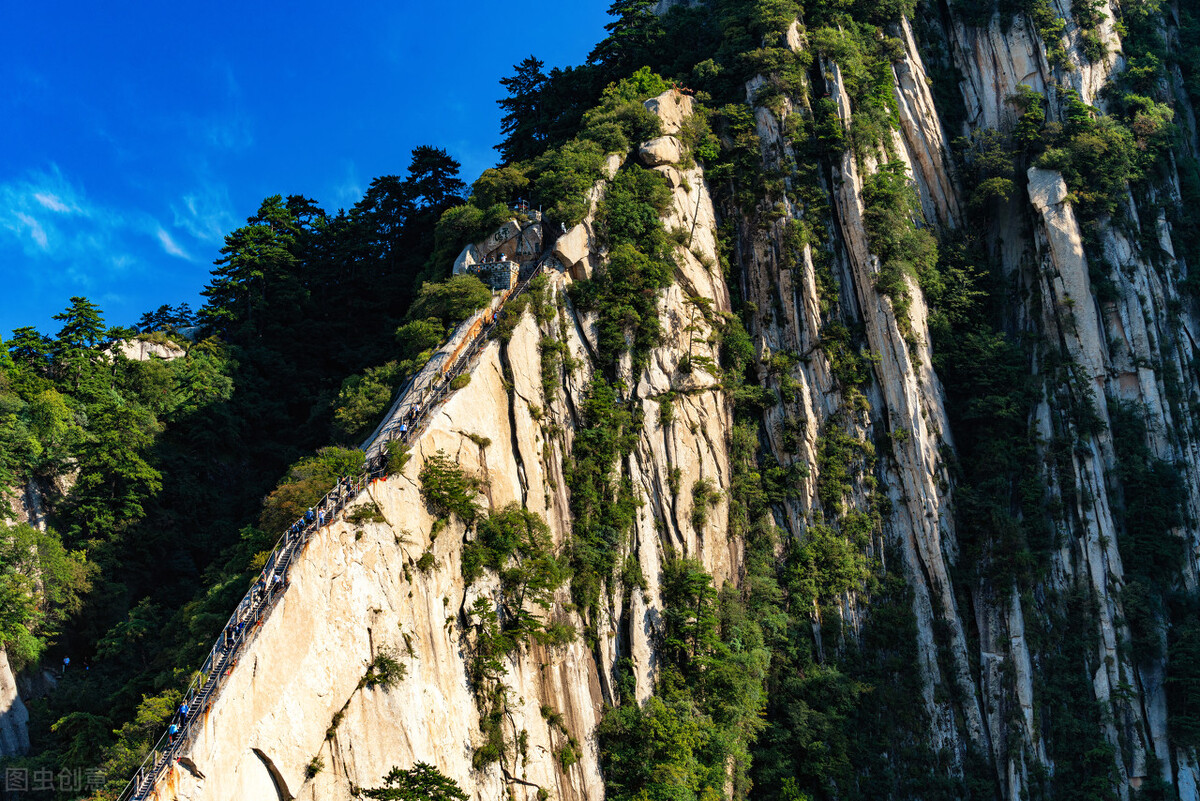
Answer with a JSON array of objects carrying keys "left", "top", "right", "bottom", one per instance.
[
  {"left": 589, "top": 0, "right": 663, "bottom": 77},
  {"left": 8, "top": 326, "right": 54, "bottom": 372},
  {"left": 66, "top": 399, "right": 163, "bottom": 542},
  {"left": 0, "top": 523, "right": 91, "bottom": 667},
  {"left": 137, "top": 303, "right": 195, "bottom": 333},
  {"left": 53, "top": 297, "right": 106, "bottom": 352},
  {"left": 496, "top": 55, "right": 549, "bottom": 164},
  {"left": 358, "top": 762, "right": 468, "bottom": 801}
]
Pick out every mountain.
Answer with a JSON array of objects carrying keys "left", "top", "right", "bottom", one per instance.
[{"left": 6, "top": 0, "right": 1200, "bottom": 799}]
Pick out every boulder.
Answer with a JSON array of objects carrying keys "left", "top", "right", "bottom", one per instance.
[
  {"left": 491, "top": 238, "right": 520, "bottom": 262},
  {"left": 602, "top": 152, "right": 624, "bottom": 179},
  {"left": 553, "top": 223, "right": 590, "bottom": 268},
  {"left": 654, "top": 165, "right": 684, "bottom": 189},
  {"left": 452, "top": 243, "right": 480, "bottom": 275},
  {"left": 639, "top": 136, "right": 684, "bottom": 167},
  {"left": 644, "top": 90, "right": 694, "bottom": 135},
  {"left": 570, "top": 257, "right": 593, "bottom": 282}
]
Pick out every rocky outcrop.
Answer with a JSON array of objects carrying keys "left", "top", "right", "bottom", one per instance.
[
  {"left": 453, "top": 243, "right": 481, "bottom": 275},
  {"left": 3, "top": 479, "right": 48, "bottom": 530},
  {"left": 644, "top": 92, "right": 693, "bottom": 136},
  {"left": 454, "top": 216, "right": 548, "bottom": 276},
  {"left": 0, "top": 649, "right": 29, "bottom": 758},
  {"left": 724, "top": 0, "right": 1200, "bottom": 797},
  {"left": 110, "top": 338, "right": 186, "bottom": 362},
  {"left": 0, "top": 478, "right": 51, "bottom": 758},
  {"left": 638, "top": 136, "right": 684, "bottom": 167},
  {"left": 157, "top": 343, "right": 604, "bottom": 801},
  {"left": 552, "top": 224, "right": 591, "bottom": 274},
  {"left": 152, "top": 89, "right": 735, "bottom": 801}
]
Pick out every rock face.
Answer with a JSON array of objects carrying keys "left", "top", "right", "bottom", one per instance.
[
  {"left": 156, "top": 347, "right": 607, "bottom": 801},
  {"left": 456, "top": 217, "right": 550, "bottom": 274},
  {"left": 730, "top": 2, "right": 1200, "bottom": 799},
  {"left": 601, "top": 152, "right": 624, "bottom": 179},
  {"left": 146, "top": 4, "right": 1200, "bottom": 794},
  {"left": 643, "top": 92, "right": 693, "bottom": 136},
  {"left": 638, "top": 136, "right": 684, "bottom": 167},
  {"left": 453, "top": 243, "right": 481, "bottom": 275},
  {"left": 0, "top": 649, "right": 29, "bottom": 758},
  {"left": 111, "top": 338, "right": 186, "bottom": 362},
  {"left": 0, "top": 478, "right": 51, "bottom": 759},
  {"left": 153, "top": 91, "right": 734, "bottom": 801},
  {"left": 552, "top": 224, "right": 591, "bottom": 273}
]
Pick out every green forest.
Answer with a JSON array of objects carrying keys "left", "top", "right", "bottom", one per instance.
[{"left": 4, "top": 0, "right": 1200, "bottom": 798}]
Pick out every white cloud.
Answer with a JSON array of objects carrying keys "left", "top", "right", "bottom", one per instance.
[
  {"left": 332, "top": 160, "right": 365, "bottom": 211},
  {"left": 107, "top": 254, "right": 136, "bottom": 275},
  {"left": 13, "top": 212, "right": 49, "bottom": 250},
  {"left": 0, "top": 167, "right": 88, "bottom": 255},
  {"left": 204, "top": 116, "right": 254, "bottom": 151},
  {"left": 156, "top": 227, "right": 190, "bottom": 259},
  {"left": 0, "top": 165, "right": 224, "bottom": 330},
  {"left": 172, "top": 182, "right": 235, "bottom": 244},
  {"left": 33, "top": 192, "right": 73, "bottom": 213},
  {"left": 0, "top": 165, "right": 144, "bottom": 281}
]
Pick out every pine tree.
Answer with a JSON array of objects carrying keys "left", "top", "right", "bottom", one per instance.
[
  {"left": 171, "top": 302, "right": 195, "bottom": 328},
  {"left": 352, "top": 174, "right": 414, "bottom": 279},
  {"left": 136, "top": 309, "right": 156, "bottom": 333},
  {"left": 349, "top": 174, "right": 420, "bottom": 312},
  {"left": 202, "top": 196, "right": 300, "bottom": 334},
  {"left": 589, "top": 0, "right": 663, "bottom": 77},
  {"left": 360, "top": 762, "right": 468, "bottom": 801},
  {"left": 661, "top": 556, "right": 720, "bottom": 672},
  {"left": 496, "top": 56, "right": 548, "bottom": 164},
  {"left": 52, "top": 297, "right": 106, "bottom": 392},
  {"left": 401, "top": 147, "right": 468, "bottom": 290},
  {"left": 8, "top": 327, "right": 53, "bottom": 371},
  {"left": 405, "top": 146, "right": 466, "bottom": 211},
  {"left": 137, "top": 303, "right": 195, "bottom": 333},
  {"left": 53, "top": 297, "right": 106, "bottom": 351},
  {"left": 68, "top": 399, "right": 162, "bottom": 541}
]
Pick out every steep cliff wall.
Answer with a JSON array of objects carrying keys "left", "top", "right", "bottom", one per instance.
[
  {"left": 147, "top": 0, "right": 1200, "bottom": 796},
  {"left": 154, "top": 93, "right": 737, "bottom": 801},
  {"left": 0, "top": 480, "right": 52, "bottom": 760},
  {"left": 731, "top": 0, "right": 1200, "bottom": 798}
]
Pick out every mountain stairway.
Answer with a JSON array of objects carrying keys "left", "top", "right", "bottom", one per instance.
[{"left": 117, "top": 258, "right": 551, "bottom": 801}]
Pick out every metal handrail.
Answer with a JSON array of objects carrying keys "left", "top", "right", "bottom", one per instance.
[{"left": 116, "top": 261, "right": 548, "bottom": 801}]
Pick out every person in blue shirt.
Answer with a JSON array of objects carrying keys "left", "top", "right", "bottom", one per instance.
[{"left": 168, "top": 723, "right": 179, "bottom": 744}]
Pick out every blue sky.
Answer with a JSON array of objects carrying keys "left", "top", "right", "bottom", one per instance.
[{"left": 0, "top": 1, "right": 611, "bottom": 338}]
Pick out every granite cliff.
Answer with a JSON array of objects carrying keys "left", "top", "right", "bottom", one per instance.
[{"left": 126, "top": 0, "right": 1200, "bottom": 797}]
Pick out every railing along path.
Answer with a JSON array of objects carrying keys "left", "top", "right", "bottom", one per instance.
[{"left": 117, "top": 262, "right": 546, "bottom": 801}]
